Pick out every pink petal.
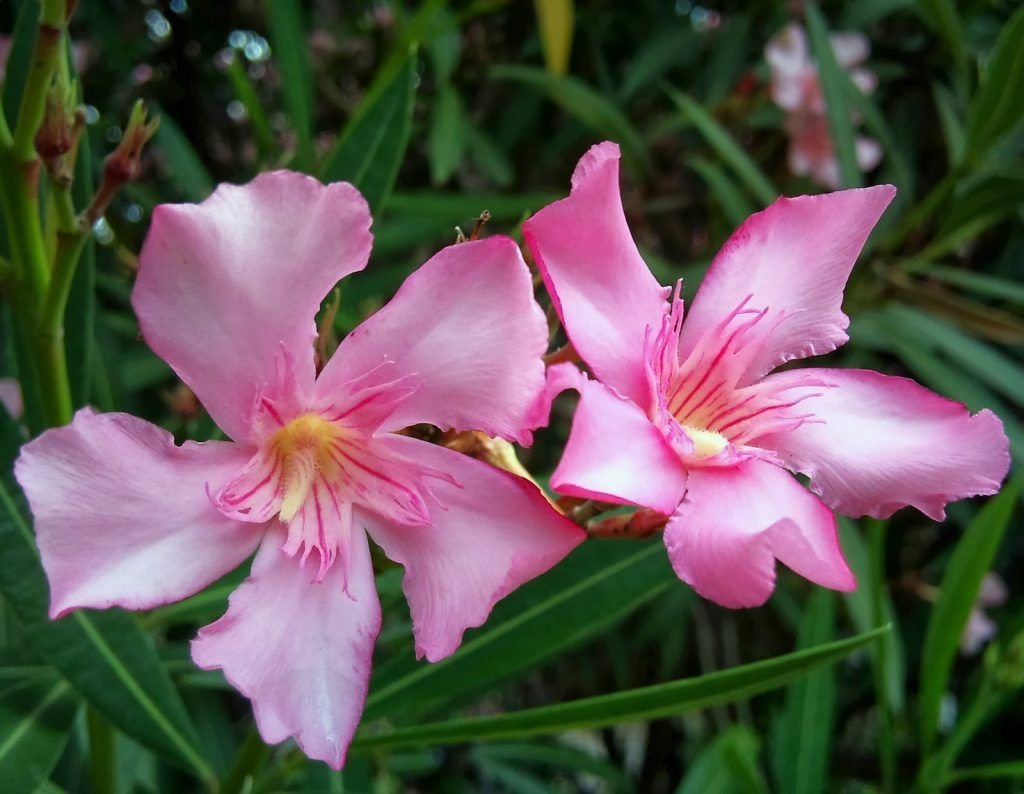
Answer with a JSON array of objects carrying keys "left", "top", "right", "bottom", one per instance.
[
  {"left": 829, "top": 32, "right": 870, "bottom": 69},
  {"left": 664, "top": 459, "right": 854, "bottom": 609},
  {"left": 14, "top": 409, "right": 261, "bottom": 618},
  {"left": 551, "top": 376, "right": 688, "bottom": 515},
  {"left": 191, "top": 530, "right": 380, "bottom": 769},
  {"left": 0, "top": 377, "right": 22, "bottom": 419},
  {"left": 524, "top": 142, "right": 669, "bottom": 405},
  {"left": 361, "top": 437, "right": 583, "bottom": 662},
  {"left": 678, "top": 187, "right": 896, "bottom": 385},
  {"left": 133, "top": 171, "right": 372, "bottom": 442},
  {"left": 756, "top": 368, "right": 1010, "bottom": 520},
  {"left": 317, "top": 237, "right": 547, "bottom": 444}
]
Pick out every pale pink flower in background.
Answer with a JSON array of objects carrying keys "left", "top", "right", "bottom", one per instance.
[
  {"left": 525, "top": 142, "right": 1009, "bottom": 609},
  {"left": 16, "top": 171, "right": 583, "bottom": 767},
  {"left": 960, "top": 572, "right": 1008, "bottom": 655},
  {"left": 0, "top": 378, "right": 22, "bottom": 420},
  {"left": 0, "top": 36, "right": 10, "bottom": 83},
  {"left": 765, "top": 23, "right": 882, "bottom": 189}
]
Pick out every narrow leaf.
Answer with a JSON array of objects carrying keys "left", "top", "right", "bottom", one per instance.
[
  {"left": 919, "top": 480, "right": 1022, "bottom": 750},
  {"left": 805, "top": 3, "right": 861, "bottom": 188},
  {"left": 0, "top": 436, "right": 215, "bottom": 786},
  {"left": 428, "top": 84, "right": 466, "bottom": 185},
  {"left": 321, "top": 53, "right": 417, "bottom": 213},
  {"left": 265, "top": 0, "right": 314, "bottom": 171},
  {"left": 152, "top": 108, "right": 214, "bottom": 202},
  {"left": 491, "top": 64, "right": 649, "bottom": 175},
  {"left": 666, "top": 87, "right": 777, "bottom": 207},
  {"left": 773, "top": 591, "right": 836, "bottom": 794},
  {"left": 678, "top": 725, "right": 768, "bottom": 794},
  {"left": 365, "top": 539, "right": 677, "bottom": 723},
  {"left": 964, "top": 5, "right": 1024, "bottom": 158},
  {"left": 354, "top": 627, "right": 888, "bottom": 751},
  {"left": 0, "top": 679, "right": 77, "bottom": 793}
]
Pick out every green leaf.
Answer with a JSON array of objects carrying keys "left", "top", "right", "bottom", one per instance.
[
  {"left": 964, "top": 5, "right": 1024, "bottom": 158},
  {"left": 914, "top": 0, "right": 968, "bottom": 73},
  {"left": 0, "top": 417, "right": 215, "bottom": 785},
  {"left": 948, "top": 760, "right": 1024, "bottom": 784},
  {"left": 364, "top": 539, "right": 677, "bottom": 723},
  {"left": 66, "top": 83, "right": 95, "bottom": 409},
  {"left": 388, "top": 190, "right": 560, "bottom": 221},
  {"left": 532, "top": 0, "right": 574, "bottom": 76},
  {"left": 666, "top": 87, "right": 777, "bottom": 207},
  {"left": 152, "top": 108, "right": 214, "bottom": 202},
  {"left": 428, "top": 84, "right": 467, "bottom": 185},
  {"left": 805, "top": 3, "right": 861, "bottom": 188},
  {"left": 265, "top": 0, "right": 314, "bottom": 171},
  {"left": 354, "top": 627, "right": 888, "bottom": 751},
  {"left": 919, "top": 480, "right": 1022, "bottom": 750},
  {"left": 0, "top": 679, "right": 77, "bottom": 793},
  {"left": 321, "top": 53, "right": 417, "bottom": 213},
  {"left": 772, "top": 591, "right": 836, "bottom": 794},
  {"left": 702, "top": 14, "right": 751, "bottom": 107},
  {"left": 491, "top": 64, "right": 649, "bottom": 175},
  {"left": 619, "top": 27, "right": 700, "bottom": 101},
  {"left": 839, "top": 519, "right": 905, "bottom": 713},
  {"left": 881, "top": 305, "right": 1024, "bottom": 408},
  {"left": 924, "top": 267, "right": 1024, "bottom": 307},
  {"left": 677, "top": 725, "right": 768, "bottom": 794},
  {"left": 472, "top": 743, "right": 632, "bottom": 791},
  {"left": 689, "top": 158, "right": 755, "bottom": 229},
  {"left": 1, "top": 0, "right": 40, "bottom": 123}
]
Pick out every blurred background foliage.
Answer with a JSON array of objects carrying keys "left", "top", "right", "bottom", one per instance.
[{"left": 1, "top": 0, "right": 1023, "bottom": 791}]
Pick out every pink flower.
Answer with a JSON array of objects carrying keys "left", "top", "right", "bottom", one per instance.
[
  {"left": 765, "top": 23, "right": 882, "bottom": 189},
  {"left": 0, "top": 378, "right": 22, "bottom": 420},
  {"left": 15, "top": 171, "right": 583, "bottom": 767},
  {"left": 960, "top": 572, "right": 1008, "bottom": 656},
  {"left": 525, "top": 142, "right": 1009, "bottom": 609}
]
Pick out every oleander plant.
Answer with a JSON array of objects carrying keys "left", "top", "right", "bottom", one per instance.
[{"left": 0, "top": 1, "right": 1022, "bottom": 792}]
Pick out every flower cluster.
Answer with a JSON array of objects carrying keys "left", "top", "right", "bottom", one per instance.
[
  {"left": 15, "top": 147, "right": 1009, "bottom": 767},
  {"left": 765, "top": 23, "right": 883, "bottom": 188}
]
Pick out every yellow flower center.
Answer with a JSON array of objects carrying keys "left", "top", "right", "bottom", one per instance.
[
  {"left": 269, "top": 414, "right": 344, "bottom": 522},
  {"left": 682, "top": 424, "right": 729, "bottom": 459}
]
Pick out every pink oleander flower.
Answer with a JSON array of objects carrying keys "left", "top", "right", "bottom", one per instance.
[
  {"left": 960, "top": 572, "right": 1008, "bottom": 656},
  {"left": 525, "top": 142, "right": 1009, "bottom": 609},
  {"left": 15, "top": 171, "right": 583, "bottom": 767},
  {"left": 765, "top": 22, "right": 882, "bottom": 189}
]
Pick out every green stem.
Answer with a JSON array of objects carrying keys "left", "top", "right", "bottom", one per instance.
[
  {"left": 12, "top": 0, "right": 67, "bottom": 162},
  {"left": 917, "top": 686, "right": 1001, "bottom": 792},
  {"left": 220, "top": 725, "right": 271, "bottom": 794},
  {"left": 87, "top": 707, "right": 118, "bottom": 794},
  {"left": 868, "top": 519, "right": 896, "bottom": 792}
]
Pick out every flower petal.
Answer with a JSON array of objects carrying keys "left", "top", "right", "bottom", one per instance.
[
  {"left": 678, "top": 187, "right": 896, "bottom": 385},
  {"left": 14, "top": 409, "right": 261, "bottom": 618},
  {"left": 0, "top": 378, "right": 22, "bottom": 419},
  {"left": 664, "top": 459, "right": 853, "bottom": 609},
  {"left": 361, "top": 437, "right": 583, "bottom": 662},
  {"left": 755, "top": 368, "right": 1010, "bottom": 520},
  {"left": 191, "top": 530, "right": 380, "bottom": 770},
  {"left": 134, "top": 171, "right": 372, "bottom": 442},
  {"left": 317, "top": 236, "right": 547, "bottom": 444},
  {"left": 524, "top": 142, "right": 669, "bottom": 405},
  {"left": 552, "top": 376, "right": 688, "bottom": 514}
]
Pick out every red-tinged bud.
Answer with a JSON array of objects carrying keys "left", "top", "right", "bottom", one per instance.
[
  {"left": 102, "top": 100, "right": 159, "bottom": 186},
  {"left": 34, "top": 76, "right": 82, "bottom": 180}
]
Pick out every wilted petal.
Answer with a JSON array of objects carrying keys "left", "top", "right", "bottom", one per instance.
[
  {"left": 664, "top": 459, "right": 853, "bottom": 609},
  {"left": 756, "top": 368, "right": 1010, "bottom": 520},
  {"left": 363, "top": 436, "right": 583, "bottom": 662},
  {"left": 318, "top": 237, "right": 547, "bottom": 444},
  {"left": 134, "top": 171, "right": 372, "bottom": 442},
  {"left": 191, "top": 530, "right": 380, "bottom": 770},
  {"left": 14, "top": 409, "right": 261, "bottom": 618},
  {"left": 552, "top": 376, "right": 688, "bottom": 514},
  {"left": 678, "top": 187, "right": 896, "bottom": 385},
  {"left": 524, "top": 142, "right": 669, "bottom": 405}
]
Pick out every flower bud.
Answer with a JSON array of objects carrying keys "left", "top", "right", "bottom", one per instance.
[{"left": 102, "top": 100, "right": 159, "bottom": 186}]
